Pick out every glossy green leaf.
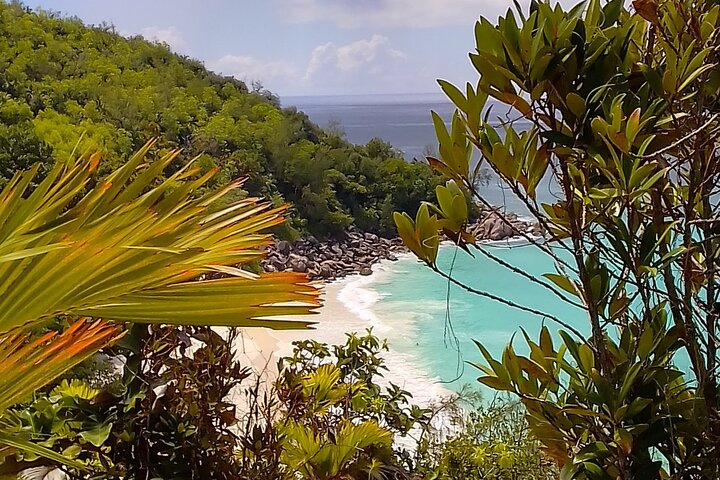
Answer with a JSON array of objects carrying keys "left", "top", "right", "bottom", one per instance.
[{"left": 543, "top": 273, "right": 579, "bottom": 296}]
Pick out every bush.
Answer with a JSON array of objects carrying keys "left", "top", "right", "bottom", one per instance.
[
  {"left": 269, "top": 331, "right": 430, "bottom": 479},
  {"left": 416, "top": 387, "right": 555, "bottom": 480}
]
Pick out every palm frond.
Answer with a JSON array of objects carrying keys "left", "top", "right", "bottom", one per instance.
[
  {"left": 0, "top": 141, "right": 321, "bottom": 466},
  {"left": 0, "top": 319, "right": 122, "bottom": 412},
  {"left": 76, "top": 274, "right": 319, "bottom": 328},
  {"left": 0, "top": 433, "right": 84, "bottom": 472},
  {"left": 0, "top": 140, "right": 320, "bottom": 333}
]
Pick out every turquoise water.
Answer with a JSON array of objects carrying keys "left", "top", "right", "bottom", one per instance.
[
  {"left": 366, "top": 242, "right": 693, "bottom": 398},
  {"left": 369, "top": 242, "right": 588, "bottom": 395}
]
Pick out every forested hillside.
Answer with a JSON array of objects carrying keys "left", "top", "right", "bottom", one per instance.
[{"left": 0, "top": 1, "right": 439, "bottom": 237}]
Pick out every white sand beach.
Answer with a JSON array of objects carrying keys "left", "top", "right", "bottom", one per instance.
[{"left": 234, "top": 260, "right": 452, "bottom": 407}]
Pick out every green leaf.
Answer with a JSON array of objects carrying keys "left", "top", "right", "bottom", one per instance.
[
  {"left": 566, "top": 92, "right": 586, "bottom": 118},
  {"left": 432, "top": 110, "right": 452, "bottom": 154},
  {"left": 0, "top": 430, "right": 85, "bottom": 470},
  {"left": 575, "top": 442, "right": 611, "bottom": 462},
  {"left": 639, "top": 223, "right": 657, "bottom": 266},
  {"left": 578, "top": 344, "right": 595, "bottom": 373},
  {"left": 625, "top": 108, "right": 642, "bottom": 144},
  {"left": 618, "top": 363, "right": 642, "bottom": 403},
  {"left": 601, "top": 0, "right": 622, "bottom": 27},
  {"left": 540, "top": 326, "right": 554, "bottom": 356},
  {"left": 63, "top": 444, "right": 82, "bottom": 459},
  {"left": 438, "top": 79, "right": 468, "bottom": 112},
  {"left": 79, "top": 422, "right": 113, "bottom": 447},
  {"left": 640, "top": 64, "right": 664, "bottom": 95},
  {"left": 394, "top": 211, "right": 422, "bottom": 258},
  {"left": 558, "top": 330, "right": 581, "bottom": 366},
  {"left": 636, "top": 327, "right": 654, "bottom": 360},
  {"left": 560, "top": 463, "right": 580, "bottom": 480},
  {"left": 678, "top": 63, "right": 715, "bottom": 93},
  {"left": 0, "top": 243, "right": 72, "bottom": 264},
  {"left": 477, "top": 375, "right": 513, "bottom": 392},
  {"left": 626, "top": 397, "right": 652, "bottom": 418},
  {"left": 543, "top": 273, "right": 579, "bottom": 296},
  {"left": 539, "top": 131, "right": 575, "bottom": 146}
]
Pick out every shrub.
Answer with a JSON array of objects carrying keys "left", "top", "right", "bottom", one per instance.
[{"left": 416, "top": 388, "right": 555, "bottom": 480}]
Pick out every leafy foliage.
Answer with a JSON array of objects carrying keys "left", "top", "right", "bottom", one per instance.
[
  {"left": 7, "top": 326, "right": 253, "bottom": 479},
  {"left": 396, "top": 0, "right": 720, "bottom": 478},
  {"left": 0, "top": 140, "right": 319, "bottom": 472},
  {"left": 6, "top": 378, "right": 114, "bottom": 472},
  {"left": 11, "top": 330, "right": 438, "bottom": 479},
  {"left": 274, "top": 331, "right": 430, "bottom": 479},
  {"left": 416, "top": 390, "right": 555, "bottom": 480},
  {"left": 0, "top": 2, "right": 440, "bottom": 238},
  {"left": 109, "top": 326, "right": 252, "bottom": 479}
]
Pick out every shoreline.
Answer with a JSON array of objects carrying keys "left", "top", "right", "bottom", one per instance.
[
  {"left": 237, "top": 234, "right": 547, "bottom": 409},
  {"left": 236, "top": 254, "right": 453, "bottom": 407},
  {"left": 261, "top": 208, "right": 543, "bottom": 283}
]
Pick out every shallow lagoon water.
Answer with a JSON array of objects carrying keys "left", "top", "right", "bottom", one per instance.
[
  {"left": 344, "top": 243, "right": 693, "bottom": 398},
  {"left": 336, "top": 243, "right": 587, "bottom": 397}
]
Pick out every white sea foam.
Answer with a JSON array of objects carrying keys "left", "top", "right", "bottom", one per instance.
[{"left": 333, "top": 258, "right": 454, "bottom": 408}]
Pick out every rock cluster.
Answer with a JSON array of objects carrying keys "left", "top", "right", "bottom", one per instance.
[
  {"left": 261, "top": 227, "right": 404, "bottom": 281},
  {"left": 261, "top": 211, "right": 544, "bottom": 282},
  {"left": 469, "top": 210, "right": 544, "bottom": 240}
]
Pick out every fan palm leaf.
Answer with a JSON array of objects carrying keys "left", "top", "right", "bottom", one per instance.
[
  {"left": 0, "top": 140, "right": 320, "bottom": 466},
  {"left": 0, "top": 320, "right": 122, "bottom": 412},
  {"left": 0, "top": 141, "right": 319, "bottom": 332}
]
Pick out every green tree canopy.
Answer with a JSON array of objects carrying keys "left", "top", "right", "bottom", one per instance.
[{"left": 0, "top": 1, "right": 440, "bottom": 238}]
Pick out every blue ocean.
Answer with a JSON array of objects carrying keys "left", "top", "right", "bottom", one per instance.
[{"left": 280, "top": 93, "right": 590, "bottom": 395}]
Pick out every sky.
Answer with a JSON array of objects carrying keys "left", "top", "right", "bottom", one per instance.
[{"left": 30, "top": 0, "right": 545, "bottom": 97}]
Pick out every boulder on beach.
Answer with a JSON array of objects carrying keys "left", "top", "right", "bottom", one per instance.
[
  {"left": 277, "top": 240, "right": 291, "bottom": 255},
  {"left": 270, "top": 258, "right": 286, "bottom": 271},
  {"left": 319, "top": 264, "right": 334, "bottom": 278},
  {"left": 474, "top": 210, "right": 529, "bottom": 241},
  {"left": 364, "top": 232, "right": 379, "bottom": 242},
  {"left": 290, "top": 260, "right": 307, "bottom": 273},
  {"left": 263, "top": 229, "right": 411, "bottom": 281}
]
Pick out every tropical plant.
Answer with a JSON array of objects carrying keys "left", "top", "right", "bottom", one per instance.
[
  {"left": 3, "top": 378, "right": 111, "bottom": 477},
  {"left": 11, "top": 326, "right": 268, "bottom": 479},
  {"left": 281, "top": 419, "right": 393, "bottom": 480},
  {"left": 0, "top": 139, "right": 318, "bottom": 472},
  {"left": 415, "top": 389, "right": 555, "bottom": 480},
  {"left": 10, "top": 330, "right": 432, "bottom": 479},
  {"left": 105, "top": 326, "right": 253, "bottom": 479},
  {"left": 274, "top": 331, "right": 430, "bottom": 479},
  {"left": 395, "top": 0, "right": 720, "bottom": 478},
  {"left": 278, "top": 332, "right": 429, "bottom": 436}
]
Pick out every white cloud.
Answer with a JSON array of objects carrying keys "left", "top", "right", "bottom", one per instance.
[
  {"left": 210, "top": 54, "right": 298, "bottom": 88},
  {"left": 139, "top": 26, "right": 188, "bottom": 53},
  {"left": 210, "top": 35, "right": 406, "bottom": 94},
  {"left": 304, "top": 35, "right": 405, "bottom": 80},
  {"left": 273, "top": 0, "right": 512, "bottom": 28}
]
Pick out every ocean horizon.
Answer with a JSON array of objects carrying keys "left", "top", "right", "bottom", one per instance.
[{"left": 282, "top": 92, "right": 455, "bottom": 162}]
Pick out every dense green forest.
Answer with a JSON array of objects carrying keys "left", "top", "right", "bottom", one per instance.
[{"left": 0, "top": 1, "right": 439, "bottom": 238}]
